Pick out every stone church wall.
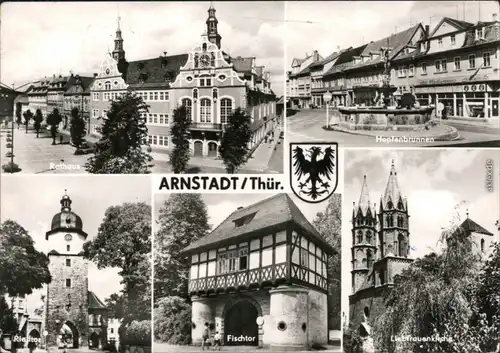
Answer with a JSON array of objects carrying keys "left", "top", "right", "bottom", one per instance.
[{"left": 349, "top": 286, "right": 392, "bottom": 329}]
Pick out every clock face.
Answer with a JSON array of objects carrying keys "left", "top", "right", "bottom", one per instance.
[
  {"left": 65, "top": 234, "right": 73, "bottom": 242},
  {"left": 200, "top": 54, "right": 211, "bottom": 67}
]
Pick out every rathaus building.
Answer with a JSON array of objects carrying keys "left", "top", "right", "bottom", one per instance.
[
  {"left": 89, "top": 3, "right": 277, "bottom": 158},
  {"left": 180, "top": 194, "right": 336, "bottom": 350}
]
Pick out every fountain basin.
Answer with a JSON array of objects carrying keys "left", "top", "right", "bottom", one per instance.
[{"left": 337, "top": 106, "right": 434, "bottom": 131}]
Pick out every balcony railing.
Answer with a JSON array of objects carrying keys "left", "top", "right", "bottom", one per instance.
[
  {"left": 189, "top": 122, "right": 223, "bottom": 131},
  {"left": 188, "top": 263, "right": 288, "bottom": 293}
]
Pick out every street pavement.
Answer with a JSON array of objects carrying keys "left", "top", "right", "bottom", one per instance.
[
  {"left": 287, "top": 109, "right": 500, "bottom": 147},
  {"left": 1, "top": 125, "right": 282, "bottom": 175},
  {"left": 153, "top": 342, "right": 342, "bottom": 353},
  {"left": 0, "top": 128, "right": 89, "bottom": 174}
]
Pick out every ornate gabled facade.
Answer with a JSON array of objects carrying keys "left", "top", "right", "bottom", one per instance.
[
  {"left": 391, "top": 14, "right": 500, "bottom": 120},
  {"left": 42, "top": 192, "right": 108, "bottom": 350},
  {"left": 89, "top": 3, "right": 278, "bottom": 158},
  {"left": 349, "top": 161, "right": 414, "bottom": 329},
  {"left": 63, "top": 74, "right": 95, "bottom": 132},
  {"left": 180, "top": 194, "right": 335, "bottom": 349},
  {"left": 287, "top": 51, "right": 322, "bottom": 109}
]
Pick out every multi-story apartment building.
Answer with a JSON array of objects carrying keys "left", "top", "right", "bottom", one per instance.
[
  {"left": 322, "top": 45, "right": 365, "bottom": 107},
  {"left": 391, "top": 15, "right": 500, "bottom": 120},
  {"left": 308, "top": 48, "right": 344, "bottom": 107},
  {"left": 0, "top": 83, "right": 18, "bottom": 123},
  {"left": 27, "top": 79, "right": 49, "bottom": 118},
  {"left": 63, "top": 74, "right": 95, "bottom": 132},
  {"left": 46, "top": 75, "right": 69, "bottom": 116},
  {"left": 89, "top": 4, "right": 277, "bottom": 158},
  {"left": 287, "top": 51, "right": 322, "bottom": 108}
]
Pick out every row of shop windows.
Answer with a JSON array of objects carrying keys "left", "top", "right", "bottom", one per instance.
[{"left": 415, "top": 92, "right": 500, "bottom": 118}]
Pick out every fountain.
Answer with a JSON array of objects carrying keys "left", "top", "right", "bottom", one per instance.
[{"left": 334, "top": 48, "right": 456, "bottom": 139}]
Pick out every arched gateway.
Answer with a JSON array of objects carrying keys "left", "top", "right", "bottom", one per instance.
[{"left": 181, "top": 194, "right": 334, "bottom": 349}]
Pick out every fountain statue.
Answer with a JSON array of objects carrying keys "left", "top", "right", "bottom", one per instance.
[{"left": 337, "top": 47, "right": 436, "bottom": 132}]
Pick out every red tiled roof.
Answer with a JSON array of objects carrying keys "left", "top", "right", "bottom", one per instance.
[
  {"left": 323, "top": 44, "right": 368, "bottom": 77},
  {"left": 181, "top": 194, "right": 335, "bottom": 255}
]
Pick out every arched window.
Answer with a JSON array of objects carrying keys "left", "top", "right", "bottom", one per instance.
[
  {"left": 387, "top": 201, "right": 393, "bottom": 210},
  {"left": 200, "top": 98, "right": 212, "bottom": 123},
  {"left": 398, "top": 234, "right": 405, "bottom": 257},
  {"left": 181, "top": 98, "right": 192, "bottom": 121},
  {"left": 220, "top": 98, "right": 232, "bottom": 124},
  {"left": 366, "top": 250, "right": 373, "bottom": 269},
  {"left": 357, "top": 231, "right": 363, "bottom": 244},
  {"left": 104, "top": 81, "right": 111, "bottom": 90},
  {"left": 366, "top": 231, "right": 372, "bottom": 245}
]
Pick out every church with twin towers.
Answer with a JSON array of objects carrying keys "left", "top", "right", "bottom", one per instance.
[{"left": 349, "top": 161, "right": 413, "bottom": 328}]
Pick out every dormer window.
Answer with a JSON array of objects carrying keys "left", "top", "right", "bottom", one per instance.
[
  {"left": 475, "top": 27, "right": 485, "bottom": 40},
  {"left": 233, "top": 212, "right": 257, "bottom": 227},
  {"left": 139, "top": 73, "right": 148, "bottom": 83}
]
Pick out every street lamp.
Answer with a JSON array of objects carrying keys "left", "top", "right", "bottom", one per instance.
[{"left": 323, "top": 91, "right": 332, "bottom": 129}]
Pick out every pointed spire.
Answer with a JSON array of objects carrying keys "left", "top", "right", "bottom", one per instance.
[
  {"left": 383, "top": 159, "right": 402, "bottom": 208},
  {"left": 117, "top": 15, "right": 121, "bottom": 32},
  {"left": 209, "top": 1, "right": 215, "bottom": 10},
  {"left": 358, "top": 175, "right": 371, "bottom": 215}
]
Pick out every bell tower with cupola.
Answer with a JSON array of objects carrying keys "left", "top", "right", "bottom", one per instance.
[
  {"left": 43, "top": 190, "right": 89, "bottom": 349},
  {"left": 112, "top": 16, "right": 125, "bottom": 62},
  {"left": 206, "top": 2, "right": 222, "bottom": 49}
]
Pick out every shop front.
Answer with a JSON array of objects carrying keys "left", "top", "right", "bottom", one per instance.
[{"left": 414, "top": 82, "right": 500, "bottom": 119}]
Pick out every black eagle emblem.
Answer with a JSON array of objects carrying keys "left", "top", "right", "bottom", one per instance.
[{"left": 292, "top": 146, "right": 336, "bottom": 201}]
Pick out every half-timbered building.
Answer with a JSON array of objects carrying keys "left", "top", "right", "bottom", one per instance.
[{"left": 180, "top": 194, "right": 335, "bottom": 350}]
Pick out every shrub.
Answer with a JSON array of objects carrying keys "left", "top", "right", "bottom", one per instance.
[
  {"left": 2, "top": 161, "right": 21, "bottom": 173},
  {"left": 121, "top": 320, "right": 151, "bottom": 346},
  {"left": 343, "top": 326, "right": 364, "bottom": 353},
  {"left": 154, "top": 296, "right": 192, "bottom": 345}
]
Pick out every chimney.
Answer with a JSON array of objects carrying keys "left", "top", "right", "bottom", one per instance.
[
  {"left": 93, "top": 73, "right": 98, "bottom": 78},
  {"left": 70, "top": 73, "right": 74, "bottom": 77},
  {"left": 493, "top": 13, "right": 498, "bottom": 22},
  {"left": 163, "top": 51, "right": 167, "bottom": 57},
  {"left": 337, "top": 45, "right": 341, "bottom": 51},
  {"left": 237, "top": 206, "right": 243, "bottom": 210},
  {"left": 425, "top": 25, "right": 430, "bottom": 37}
]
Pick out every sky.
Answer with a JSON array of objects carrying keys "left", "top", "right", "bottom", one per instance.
[
  {"left": 0, "top": 175, "right": 151, "bottom": 314},
  {"left": 0, "top": 1, "right": 285, "bottom": 96},
  {"left": 342, "top": 148, "right": 500, "bottom": 324},
  {"left": 154, "top": 192, "right": 331, "bottom": 234},
  {"left": 286, "top": 0, "right": 500, "bottom": 65}
]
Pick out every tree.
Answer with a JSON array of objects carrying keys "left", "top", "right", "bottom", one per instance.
[
  {"left": 0, "top": 220, "right": 51, "bottom": 296},
  {"left": 23, "top": 110, "right": 33, "bottom": 133},
  {"left": 15, "top": 103, "right": 22, "bottom": 129},
  {"left": 83, "top": 202, "right": 151, "bottom": 323},
  {"left": 69, "top": 107, "right": 86, "bottom": 152},
  {"left": 312, "top": 194, "right": 342, "bottom": 330},
  {"left": 169, "top": 105, "right": 192, "bottom": 174},
  {"left": 154, "top": 194, "right": 210, "bottom": 300},
  {"left": 46, "top": 108, "right": 62, "bottom": 145},
  {"left": 0, "top": 296, "right": 17, "bottom": 334},
  {"left": 219, "top": 108, "right": 252, "bottom": 173},
  {"left": 33, "top": 109, "right": 43, "bottom": 138},
  {"left": 154, "top": 296, "right": 192, "bottom": 344},
  {"left": 105, "top": 293, "right": 126, "bottom": 319},
  {"left": 374, "top": 222, "right": 486, "bottom": 353},
  {"left": 85, "top": 92, "right": 152, "bottom": 174}
]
